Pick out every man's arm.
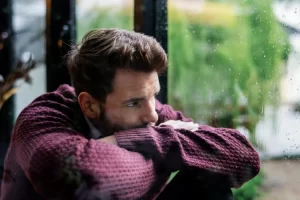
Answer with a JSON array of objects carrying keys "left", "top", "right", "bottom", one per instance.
[
  {"left": 115, "top": 125, "right": 260, "bottom": 189},
  {"left": 12, "top": 106, "right": 160, "bottom": 200},
  {"left": 122, "top": 99, "right": 259, "bottom": 188},
  {"left": 98, "top": 99, "right": 259, "bottom": 189}
]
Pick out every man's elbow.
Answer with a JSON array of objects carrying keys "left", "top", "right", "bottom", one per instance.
[
  {"left": 233, "top": 149, "right": 261, "bottom": 188},
  {"left": 248, "top": 149, "right": 261, "bottom": 180}
]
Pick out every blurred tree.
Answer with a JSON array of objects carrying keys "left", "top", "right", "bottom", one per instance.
[{"left": 167, "top": 0, "right": 290, "bottom": 148}]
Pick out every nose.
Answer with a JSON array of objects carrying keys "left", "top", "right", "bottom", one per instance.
[{"left": 141, "top": 99, "right": 158, "bottom": 125}]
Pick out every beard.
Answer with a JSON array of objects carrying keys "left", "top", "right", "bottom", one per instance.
[{"left": 91, "top": 109, "right": 149, "bottom": 137}]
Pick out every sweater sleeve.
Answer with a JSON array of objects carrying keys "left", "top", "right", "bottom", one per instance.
[
  {"left": 152, "top": 99, "right": 260, "bottom": 187},
  {"left": 13, "top": 105, "right": 158, "bottom": 200},
  {"left": 115, "top": 125, "right": 260, "bottom": 189}
]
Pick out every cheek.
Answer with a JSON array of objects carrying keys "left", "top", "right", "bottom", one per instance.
[{"left": 106, "top": 108, "right": 140, "bottom": 125}]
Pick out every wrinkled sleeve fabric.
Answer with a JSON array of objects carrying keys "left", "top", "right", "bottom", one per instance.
[
  {"left": 13, "top": 104, "right": 157, "bottom": 200},
  {"left": 116, "top": 124, "right": 260, "bottom": 189}
]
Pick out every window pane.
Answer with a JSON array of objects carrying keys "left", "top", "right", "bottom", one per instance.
[
  {"left": 76, "top": 0, "right": 134, "bottom": 41},
  {"left": 168, "top": 0, "right": 299, "bottom": 199},
  {"left": 13, "top": 0, "right": 46, "bottom": 117}
]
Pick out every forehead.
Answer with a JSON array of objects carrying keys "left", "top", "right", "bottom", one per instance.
[{"left": 111, "top": 69, "right": 160, "bottom": 99}]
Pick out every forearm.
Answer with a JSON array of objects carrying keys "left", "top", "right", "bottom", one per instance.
[
  {"left": 15, "top": 132, "right": 158, "bottom": 199},
  {"left": 115, "top": 125, "right": 260, "bottom": 188}
]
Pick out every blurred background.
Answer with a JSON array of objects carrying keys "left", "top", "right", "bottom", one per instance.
[{"left": 1, "top": 0, "right": 300, "bottom": 199}]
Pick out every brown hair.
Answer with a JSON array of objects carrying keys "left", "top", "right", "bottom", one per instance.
[{"left": 67, "top": 28, "right": 167, "bottom": 102}]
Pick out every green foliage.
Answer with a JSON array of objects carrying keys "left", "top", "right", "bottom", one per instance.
[
  {"left": 168, "top": 0, "right": 290, "bottom": 147},
  {"left": 233, "top": 171, "right": 264, "bottom": 200},
  {"left": 77, "top": 7, "right": 133, "bottom": 41}
]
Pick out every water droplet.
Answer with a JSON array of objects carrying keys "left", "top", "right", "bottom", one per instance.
[
  {"left": 63, "top": 25, "right": 69, "bottom": 31},
  {"left": 1, "top": 32, "right": 8, "bottom": 39}
]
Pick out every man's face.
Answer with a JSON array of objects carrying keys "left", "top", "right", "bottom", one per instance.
[{"left": 96, "top": 69, "right": 160, "bottom": 135}]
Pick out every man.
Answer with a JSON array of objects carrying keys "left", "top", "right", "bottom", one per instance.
[{"left": 0, "top": 28, "right": 260, "bottom": 200}]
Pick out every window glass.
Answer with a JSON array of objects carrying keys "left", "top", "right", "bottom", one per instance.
[
  {"left": 168, "top": 0, "right": 300, "bottom": 199},
  {"left": 13, "top": 0, "right": 46, "bottom": 117},
  {"left": 76, "top": 0, "right": 133, "bottom": 40}
]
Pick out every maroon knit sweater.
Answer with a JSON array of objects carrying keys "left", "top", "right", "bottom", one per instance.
[{"left": 0, "top": 85, "right": 260, "bottom": 200}]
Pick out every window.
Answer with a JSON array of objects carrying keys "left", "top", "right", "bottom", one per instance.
[{"left": 168, "top": 0, "right": 300, "bottom": 199}]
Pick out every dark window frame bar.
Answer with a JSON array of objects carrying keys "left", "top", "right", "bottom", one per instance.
[
  {"left": 45, "top": 0, "right": 76, "bottom": 92},
  {"left": 0, "top": 0, "right": 14, "bottom": 179},
  {"left": 134, "top": 0, "right": 168, "bottom": 104}
]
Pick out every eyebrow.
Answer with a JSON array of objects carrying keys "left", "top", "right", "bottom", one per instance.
[
  {"left": 122, "top": 97, "right": 145, "bottom": 105},
  {"left": 121, "top": 87, "right": 161, "bottom": 105}
]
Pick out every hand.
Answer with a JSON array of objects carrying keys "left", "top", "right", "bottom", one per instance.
[
  {"left": 97, "top": 135, "right": 117, "bottom": 145},
  {"left": 159, "top": 120, "right": 199, "bottom": 131}
]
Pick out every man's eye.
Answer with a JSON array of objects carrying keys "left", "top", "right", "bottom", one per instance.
[{"left": 127, "top": 101, "right": 139, "bottom": 107}]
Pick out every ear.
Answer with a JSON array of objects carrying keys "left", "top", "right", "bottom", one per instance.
[{"left": 78, "top": 92, "right": 101, "bottom": 119}]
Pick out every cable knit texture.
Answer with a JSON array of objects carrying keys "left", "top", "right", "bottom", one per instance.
[{"left": 0, "top": 84, "right": 260, "bottom": 200}]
